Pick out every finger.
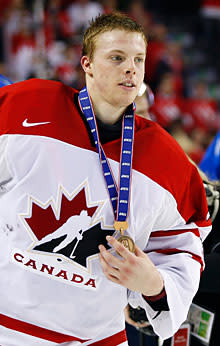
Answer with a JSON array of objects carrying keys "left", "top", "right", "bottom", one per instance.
[
  {"left": 106, "top": 235, "right": 132, "bottom": 260},
  {"left": 125, "top": 314, "right": 142, "bottom": 328},
  {"left": 99, "top": 254, "right": 121, "bottom": 284},
  {"left": 99, "top": 252, "right": 120, "bottom": 279},
  {"left": 125, "top": 316, "right": 140, "bottom": 328},
  {"left": 105, "top": 273, "right": 120, "bottom": 285},
  {"left": 99, "top": 244, "right": 124, "bottom": 269},
  {"left": 137, "top": 321, "right": 150, "bottom": 328},
  {"left": 134, "top": 244, "right": 147, "bottom": 258}
]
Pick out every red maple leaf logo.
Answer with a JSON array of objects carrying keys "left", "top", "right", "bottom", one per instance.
[{"left": 24, "top": 187, "right": 99, "bottom": 241}]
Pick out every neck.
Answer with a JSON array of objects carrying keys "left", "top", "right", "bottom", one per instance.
[
  {"left": 86, "top": 84, "right": 127, "bottom": 125},
  {"left": 93, "top": 101, "right": 126, "bottom": 125}
]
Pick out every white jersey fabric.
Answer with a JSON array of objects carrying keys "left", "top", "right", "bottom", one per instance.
[{"left": 0, "top": 79, "right": 212, "bottom": 345}]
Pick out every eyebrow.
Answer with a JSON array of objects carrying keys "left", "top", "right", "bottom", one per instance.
[{"left": 109, "top": 49, "right": 145, "bottom": 56}]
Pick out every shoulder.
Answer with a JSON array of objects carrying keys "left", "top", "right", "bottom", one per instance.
[
  {"left": 0, "top": 78, "right": 78, "bottom": 100},
  {"left": 0, "top": 79, "right": 80, "bottom": 136},
  {"left": 134, "top": 114, "right": 195, "bottom": 190},
  {"left": 134, "top": 116, "right": 209, "bottom": 225},
  {"left": 135, "top": 114, "right": 186, "bottom": 161}
]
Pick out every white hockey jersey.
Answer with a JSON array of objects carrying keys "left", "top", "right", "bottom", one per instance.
[{"left": 0, "top": 79, "right": 212, "bottom": 345}]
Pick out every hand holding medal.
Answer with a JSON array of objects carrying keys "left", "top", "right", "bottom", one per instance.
[{"left": 98, "top": 236, "right": 164, "bottom": 296}]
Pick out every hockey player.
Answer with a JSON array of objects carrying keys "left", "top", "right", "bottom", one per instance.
[{"left": 0, "top": 12, "right": 211, "bottom": 346}]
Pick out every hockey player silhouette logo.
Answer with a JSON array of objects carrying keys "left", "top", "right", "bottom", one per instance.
[
  {"left": 23, "top": 185, "right": 114, "bottom": 268},
  {"left": 35, "top": 210, "right": 92, "bottom": 257}
]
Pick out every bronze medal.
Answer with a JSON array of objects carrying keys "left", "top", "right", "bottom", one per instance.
[
  {"left": 118, "top": 235, "right": 135, "bottom": 253},
  {"left": 114, "top": 221, "right": 135, "bottom": 253}
]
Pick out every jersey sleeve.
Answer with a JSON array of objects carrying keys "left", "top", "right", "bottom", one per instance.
[{"left": 129, "top": 161, "right": 212, "bottom": 340}]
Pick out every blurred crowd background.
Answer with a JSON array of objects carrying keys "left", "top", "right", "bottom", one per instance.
[{"left": 0, "top": 0, "right": 220, "bottom": 164}]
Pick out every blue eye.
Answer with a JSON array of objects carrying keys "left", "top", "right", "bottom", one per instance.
[
  {"left": 111, "top": 56, "right": 122, "bottom": 61},
  {"left": 135, "top": 57, "right": 144, "bottom": 63}
]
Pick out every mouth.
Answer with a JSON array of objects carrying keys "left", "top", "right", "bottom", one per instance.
[{"left": 118, "top": 82, "right": 136, "bottom": 89}]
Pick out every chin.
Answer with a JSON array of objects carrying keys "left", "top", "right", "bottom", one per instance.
[
  {"left": 120, "top": 94, "right": 136, "bottom": 105},
  {"left": 125, "top": 96, "right": 136, "bottom": 107}
]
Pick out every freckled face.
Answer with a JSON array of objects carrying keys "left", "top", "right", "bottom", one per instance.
[{"left": 84, "top": 30, "right": 146, "bottom": 109}]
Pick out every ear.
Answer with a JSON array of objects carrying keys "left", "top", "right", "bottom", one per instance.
[{"left": 81, "top": 56, "right": 93, "bottom": 77}]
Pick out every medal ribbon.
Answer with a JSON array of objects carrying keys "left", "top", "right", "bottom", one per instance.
[{"left": 78, "top": 86, "right": 135, "bottom": 224}]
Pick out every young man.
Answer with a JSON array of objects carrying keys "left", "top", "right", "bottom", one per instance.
[{"left": 0, "top": 12, "right": 211, "bottom": 346}]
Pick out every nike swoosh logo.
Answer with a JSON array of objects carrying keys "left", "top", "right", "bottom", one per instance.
[{"left": 22, "top": 119, "right": 51, "bottom": 127}]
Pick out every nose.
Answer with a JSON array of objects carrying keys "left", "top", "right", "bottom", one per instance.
[{"left": 125, "top": 59, "right": 136, "bottom": 75}]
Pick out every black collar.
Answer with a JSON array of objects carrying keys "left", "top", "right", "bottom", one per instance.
[{"left": 74, "top": 93, "right": 122, "bottom": 145}]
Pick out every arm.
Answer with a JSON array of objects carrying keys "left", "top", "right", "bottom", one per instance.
[{"left": 99, "top": 163, "right": 212, "bottom": 339}]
